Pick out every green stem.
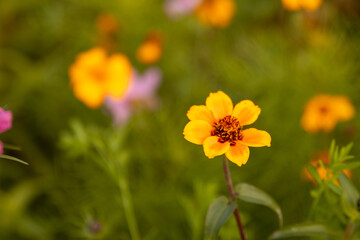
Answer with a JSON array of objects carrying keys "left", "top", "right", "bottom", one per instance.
[
  {"left": 223, "top": 156, "right": 246, "bottom": 240},
  {"left": 118, "top": 177, "right": 141, "bottom": 240}
]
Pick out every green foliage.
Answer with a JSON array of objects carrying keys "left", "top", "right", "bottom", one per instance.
[
  {"left": 1, "top": 0, "right": 360, "bottom": 239},
  {"left": 235, "top": 183, "right": 283, "bottom": 227},
  {"left": 270, "top": 223, "right": 338, "bottom": 239},
  {"left": 204, "top": 196, "right": 236, "bottom": 240}
]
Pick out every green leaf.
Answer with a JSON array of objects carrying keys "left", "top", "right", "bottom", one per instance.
[
  {"left": 204, "top": 196, "right": 236, "bottom": 240},
  {"left": 328, "top": 182, "right": 342, "bottom": 195},
  {"left": 235, "top": 183, "right": 283, "bottom": 227},
  {"left": 1, "top": 154, "right": 28, "bottom": 165},
  {"left": 270, "top": 223, "right": 336, "bottom": 239},
  {"left": 332, "top": 162, "right": 360, "bottom": 173},
  {"left": 339, "top": 173, "right": 360, "bottom": 220},
  {"left": 307, "top": 164, "right": 322, "bottom": 185},
  {"left": 3, "top": 143, "right": 22, "bottom": 151}
]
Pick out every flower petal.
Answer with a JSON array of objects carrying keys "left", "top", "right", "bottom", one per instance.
[
  {"left": 183, "top": 120, "right": 213, "bottom": 145},
  {"left": 205, "top": 91, "right": 233, "bottom": 120},
  {"left": 241, "top": 128, "right": 271, "bottom": 147},
  {"left": 0, "top": 109, "right": 12, "bottom": 134},
  {"left": 225, "top": 143, "right": 249, "bottom": 167},
  {"left": 203, "top": 136, "right": 230, "bottom": 159},
  {"left": 105, "top": 53, "right": 132, "bottom": 98},
  {"left": 186, "top": 105, "right": 216, "bottom": 125},
  {"left": 73, "top": 81, "right": 104, "bottom": 108},
  {"left": 232, "top": 100, "right": 261, "bottom": 126}
]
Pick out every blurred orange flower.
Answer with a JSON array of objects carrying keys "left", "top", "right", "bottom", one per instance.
[
  {"left": 303, "top": 151, "right": 351, "bottom": 185},
  {"left": 195, "top": 0, "right": 235, "bottom": 28},
  {"left": 301, "top": 94, "right": 355, "bottom": 133},
  {"left": 96, "top": 13, "right": 119, "bottom": 35},
  {"left": 282, "top": 0, "right": 322, "bottom": 11},
  {"left": 69, "top": 47, "right": 132, "bottom": 108},
  {"left": 183, "top": 91, "right": 271, "bottom": 167},
  {"left": 136, "top": 31, "right": 163, "bottom": 65}
]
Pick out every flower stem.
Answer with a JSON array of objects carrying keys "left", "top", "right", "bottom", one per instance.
[
  {"left": 344, "top": 220, "right": 354, "bottom": 240},
  {"left": 222, "top": 156, "right": 246, "bottom": 240},
  {"left": 118, "top": 177, "right": 141, "bottom": 240}
]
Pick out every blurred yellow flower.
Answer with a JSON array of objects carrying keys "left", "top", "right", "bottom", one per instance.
[
  {"left": 282, "top": 0, "right": 322, "bottom": 11},
  {"left": 69, "top": 47, "right": 132, "bottom": 108},
  {"left": 183, "top": 91, "right": 271, "bottom": 167},
  {"left": 195, "top": 0, "right": 235, "bottom": 28},
  {"left": 303, "top": 151, "right": 351, "bottom": 185},
  {"left": 136, "top": 32, "right": 163, "bottom": 65},
  {"left": 301, "top": 94, "right": 355, "bottom": 133}
]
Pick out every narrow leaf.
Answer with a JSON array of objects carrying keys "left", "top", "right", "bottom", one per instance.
[
  {"left": 270, "top": 223, "right": 336, "bottom": 239},
  {"left": 338, "top": 173, "right": 360, "bottom": 220},
  {"left": 307, "top": 164, "right": 322, "bottom": 185},
  {"left": 204, "top": 196, "right": 236, "bottom": 240},
  {"left": 3, "top": 144, "right": 22, "bottom": 151},
  {"left": 235, "top": 183, "right": 283, "bottom": 227},
  {"left": 333, "top": 162, "right": 360, "bottom": 173},
  {"left": 1, "top": 154, "right": 28, "bottom": 165}
]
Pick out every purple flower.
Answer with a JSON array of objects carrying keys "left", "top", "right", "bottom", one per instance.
[
  {"left": 105, "top": 67, "right": 162, "bottom": 125},
  {"left": 0, "top": 108, "right": 12, "bottom": 155},
  {"left": 164, "top": 0, "right": 202, "bottom": 19}
]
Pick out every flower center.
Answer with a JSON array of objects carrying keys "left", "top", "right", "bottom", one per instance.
[
  {"left": 91, "top": 67, "right": 107, "bottom": 82},
  {"left": 211, "top": 115, "right": 243, "bottom": 146},
  {"left": 319, "top": 106, "right": 329, "bottom": 114}
]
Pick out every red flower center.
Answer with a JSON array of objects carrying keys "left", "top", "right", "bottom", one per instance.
[{"left": 211, "top": 115, "right": 243, "bottom": 146}]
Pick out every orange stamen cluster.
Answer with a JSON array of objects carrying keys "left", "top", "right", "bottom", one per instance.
[{"left": 211, "top": 115, "right": 243, "bottom": 146}]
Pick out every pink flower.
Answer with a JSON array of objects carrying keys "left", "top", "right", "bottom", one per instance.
[
  {"left": 164, "top": 0, "right": 202, "bottom": 18},
  {"left": 105, "top": 67, "right": 162, "bottom": 125},
  {"left": 0, "top": 108, "right": 12, "bottom": 155}
]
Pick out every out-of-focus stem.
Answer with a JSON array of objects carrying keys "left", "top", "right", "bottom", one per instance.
[
  {"left": 118, "top": 177, "right": 141, "bottom": 240},
  {"left": 344, "top": 220, "right": 354, "bottom": 240},
  {"left": 222, "top": 156, "right": 246, "bottom": 240}
]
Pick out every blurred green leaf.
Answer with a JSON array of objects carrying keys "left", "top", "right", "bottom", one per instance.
[
  {"left": 0, "top": 154, "right": 28, "bottom": 165},
  {"left": 339, "top": 173, "right": 360, "bottom": 220},
  {"left": 204, "top": 196, "right": 236, "bottom": 240},
  {"left": 307, "top": 164, "right": 322, "bottom": 185},
  {"left": 235, "top": 183, "right": 283, "bottom": 227},
  {"left": 328, "top": 182, "right": 342, "bottom": 196},
  {"left": 270, "top": 223, "right": 337, "bottom": 239},
  {"left": 332, "top": 162, "right": 360, "bottom": 173},
  {"left": 3, "top": 143, "right": 22, "bottom": 151}
]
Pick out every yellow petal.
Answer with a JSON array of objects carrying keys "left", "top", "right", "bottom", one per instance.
[
  {"left": 187, "top": 105, "right": 216, "bottom": 125},
  {"left": 75, "top": 47, "right": 107, "bottom": 70},
  {"left": 225, "top": 143, "right": 249, "bottom": 167},
  {"left": 301, "top": 0, "right": 322, "bottom": 11},
  {"left": 281, "top": 0, "right": 301, "bottom": 11},
  {"left": 72, "top": 81, "right": 104, "bottom": 108},
  {"left": 232, "top": 100, "right": 261, "bottom": 126},
  {"left": 203, "top": 136, "right": 230, "bottom": 158},
  {"left": 333, "top": 96, "right": 355, "bottom": 121},
  {"left": 241, "top": 128, "right": 271, "bottom": 147},
  {"left": 183, "top": 120, "right": 213, "bottom": 145},
  {"left": 105, "top": 54, "right": 132, "bottom": 98},
  {"left": 205, "top": 91, "right": 233, "bottom": 121}
]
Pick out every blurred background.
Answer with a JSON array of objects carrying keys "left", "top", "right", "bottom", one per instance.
[{"left": 1, "top": 0, "right": 360, "bottom": 239}]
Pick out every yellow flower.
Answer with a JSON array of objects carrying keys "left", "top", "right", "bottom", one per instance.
[
  {"left": 195, "top": 0, "right": 235, "bottom": 28},
  {"left": 282, "top": 0, "right": 322, "bottom": 11},
  {"left": 301, "top": 94, "right": 355, "bottom": 133},
  {"left": 69, "top": 47, "right": 132, "bottom": 108},
  {"left": 136, "top": 31, "right": 163, "bottom": 65},
  {"left": 183, "top": 91, "right": 271, "bottom": 167}
]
